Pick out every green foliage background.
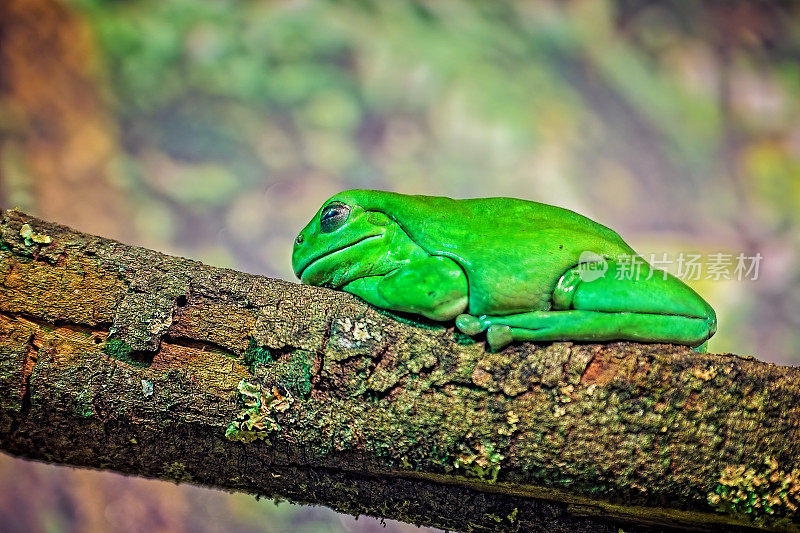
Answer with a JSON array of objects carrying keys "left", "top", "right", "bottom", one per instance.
[{"left": 2, "top": 1, "right": 800, "bottom": 531}]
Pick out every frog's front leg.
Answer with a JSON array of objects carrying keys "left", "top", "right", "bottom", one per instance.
[
  {"left": 343, "top": 256, "right": 468, "bottom": 321},
  {"left": 457, "top": 261, "right": 716, "bottom": 351}
]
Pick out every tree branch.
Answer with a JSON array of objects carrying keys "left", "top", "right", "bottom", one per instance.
[{"left": 0, "top": 209, "right": 797, "bottom": 532}]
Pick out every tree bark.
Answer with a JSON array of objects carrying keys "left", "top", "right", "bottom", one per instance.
[{"left": 0, "top": 209, "right": 797, "bottom": 532}]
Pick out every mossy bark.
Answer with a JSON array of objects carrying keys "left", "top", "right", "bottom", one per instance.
[{"left": 0, "top": 209, "right": 797, "bottom": 533}]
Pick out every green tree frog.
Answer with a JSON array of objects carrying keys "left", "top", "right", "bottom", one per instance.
[{"left": 292, "top": 190, "right": 717, "bottom": 352}]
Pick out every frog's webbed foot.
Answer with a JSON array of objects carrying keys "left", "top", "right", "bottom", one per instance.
[
  {"left": 693, "top": 341, "right": 708, "bottom": 353},
  {"left": 455, "top": 314, "right": 483, "bottom": 335},
  {"left": 457, "top": 312, "right": 568, "bottom": 351},
  {"left": 455, "top": 314, "right": 513, "bottom": 351},
  {"left": 486, "top": 325, "right": 513, "bottom": 351}
]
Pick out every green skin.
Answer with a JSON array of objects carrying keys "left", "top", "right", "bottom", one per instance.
[{"left": 292, "top": 190, "right": 717, "bottom": 352}]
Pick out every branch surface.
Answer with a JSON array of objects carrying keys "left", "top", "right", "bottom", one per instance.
[{"left": 0, "top": 209, "right": 798, "bottom": 532}]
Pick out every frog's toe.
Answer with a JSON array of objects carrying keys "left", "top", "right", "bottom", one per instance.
[
  {"left": 486, "top": 325, "right": 513, "bottom": 352},
  {"left": 693, "top": 340, "right": 708, "bottom": 353},
  {"left": 456, "top": 314, "right": 484, "bottom": 336}
]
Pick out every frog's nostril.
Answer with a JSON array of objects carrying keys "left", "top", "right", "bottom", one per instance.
[{"left": 295, "top": 234, "right": 304, "bottom": 245}]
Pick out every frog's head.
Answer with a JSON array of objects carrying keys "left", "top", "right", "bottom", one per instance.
[{"left": 292, "top": 191, "right": 400, "bottom": 288}]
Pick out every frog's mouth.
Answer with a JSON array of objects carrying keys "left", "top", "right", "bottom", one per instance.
[{"left": 296, "top": 234, "right": 383, "bottom": 284}]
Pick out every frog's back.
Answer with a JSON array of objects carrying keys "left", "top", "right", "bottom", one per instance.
[{"left": 335, "top": 190, "right": 636, "bottom": 315}]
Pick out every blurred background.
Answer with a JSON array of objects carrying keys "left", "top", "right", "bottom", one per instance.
[{"left": 1, "top": 0, "right": 798, "bottom": 531}]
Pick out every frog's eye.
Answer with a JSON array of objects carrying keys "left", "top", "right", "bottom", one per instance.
[{"left": 320, "top": 201, "right": 351, "bottom": 233}]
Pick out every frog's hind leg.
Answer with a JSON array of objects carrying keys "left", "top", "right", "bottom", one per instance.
[
  {"left": 457, "top": 261, "right": 716, "bottom": 352},
  {"left": 478, "top": 310, "right": 713, "bottom": 352}
]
